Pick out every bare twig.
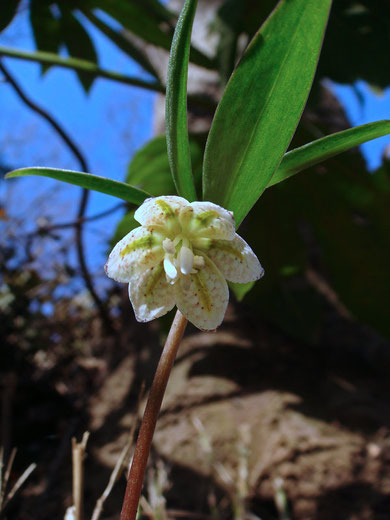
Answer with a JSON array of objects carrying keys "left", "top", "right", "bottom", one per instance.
[
  {"left": 35, "top": 202, "right": 127, "bottom": 234},
  {"left": 0, "top": 60, "right": 113, "bottom": 332},
  {"left": 71, "top": 432, "right": 90, "bottom": 520},
  {"left": 0, "top": 61, "right": 87, "bottom": 170},
  {"left": 120, "top": 310, "right": 188, "bottom": 520}
]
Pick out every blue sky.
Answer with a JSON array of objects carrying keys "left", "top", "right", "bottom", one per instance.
[
  {"left": 332, "top": 81, "right": 390, "bottom": 170},
  {"left": 1, "top": 5, "right": 390, "bottom": 297},
  {"left": 0, "top": 8, "right": 156, "bottom": 294}
]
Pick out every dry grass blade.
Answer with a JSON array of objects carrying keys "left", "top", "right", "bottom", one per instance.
[
  {"left": 71, "top": 432, "right": 90, "bottom": 520},
  {"left": 139, "top": 496, "right": 154, "bottom": 517},
  {"left": 0, "top": 447, "right": 17, "bottom": 510},
  {"left": 91, "top": 441, "right": 132, "bottom": 520},
  {"left": 123, "top": 382, "right": 145, "bottom": 479},
  {"left": 3, "top": 463, "right": 37, "bottom": 508},
  {"left": 91, "top": 384, "right": 144, "bottom": 520},
  {"left": 0, "top": 447, "right": 3, "bottom": 505}
]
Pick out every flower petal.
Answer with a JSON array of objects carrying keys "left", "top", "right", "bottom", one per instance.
[
  {"left": 134, "top": 196, "right": 189, "bottom": 228},
  {"left": 180, "top": 201, "right": 236, "bottom": 240},
  {"left": 174, "top": 255, "right": 229, "bottom": 331},
  {"left": 105, "top": 226, "right": 164, "bottom": 283},
  {"left": 129, "top": 263, "right": 176, "bottom": 322},
  {"left": 201, "top": 234, "right": 264, "bottom": 283}
]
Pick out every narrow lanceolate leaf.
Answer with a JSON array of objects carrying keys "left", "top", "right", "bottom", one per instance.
[
  {"left": 90, "top": 0, "right": 172, "bottom": 51},
  {"left": 60, "top": 10, "right": 98, "bottom": 92},
  {"left": 203, "top": 0, "right": 332, "bottom": 227},
  {"left": 81, "top": 9, "right": 159, "bottom": 79},
  {"left": 30, "top": 0, "right": 62, "bottom": 73},
  {"left": 166, "top": 0, "right": 198, "bottom": 202},
  {"left": 5, "top": 168, "right": 150, "bottom": 205},
  {"left": 269, "top": 120, "right": 390, "bottom": 188}
]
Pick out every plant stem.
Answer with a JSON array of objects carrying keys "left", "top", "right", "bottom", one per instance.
[
  {"left": 0, "top": 46, "right": 165, "bottom": 93},
  {"left": 0, "top": 46, "right": 217, "bottom": 111},
  {"left": 120, "top": 310, "right": 188, "bottom": 520}
]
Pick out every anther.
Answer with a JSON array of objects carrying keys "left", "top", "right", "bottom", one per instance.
[
  {"left": 179, "top": 246, "right": 194, "bottom": 275},
  {"left": 163, "top": 255, "right": 177, "bottom": 281},
  {"left": 193, "top": 255, "right": 205, "bottom": 269},
  {"left": 163, "top": 238, "right": 175, "bottom": 255}
]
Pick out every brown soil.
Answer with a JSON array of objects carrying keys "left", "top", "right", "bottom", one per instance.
[{"left": 2, "top": 299, "right": 390, "bottom": 520}]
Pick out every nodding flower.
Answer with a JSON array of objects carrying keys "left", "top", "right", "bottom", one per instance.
[{"left": 105, "top": 196, "right": 264, "bottom": 331}]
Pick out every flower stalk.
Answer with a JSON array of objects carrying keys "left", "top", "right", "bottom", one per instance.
[{"left": 120, "top": 310, "right": 188, "bottom": 520}]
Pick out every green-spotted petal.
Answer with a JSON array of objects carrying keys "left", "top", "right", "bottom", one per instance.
[
  {"left": 134, "top": 195, "right": 189, "bottom": 227},
  {"left": 174, "top": 255, "right": 229, "bottom": 331},
  {"left": 203, "top": 234, "right": 264, "bottom": 284},
  {"left": 183, "top": 201, "right": 236, "bottom": 240},
  {"left": 105, "top": 226, "right": 164, "bottom": 283},
  {"left": 129, "top": 264, "right": 176, "bottom": 322}
]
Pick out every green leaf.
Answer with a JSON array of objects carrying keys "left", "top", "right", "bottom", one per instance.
[
  {"left": 112, "top": 134, "right": 205, "bottom": 245},
  {"left": 81, "top": 9, "right": 159, "bottom": 79},
  {"left": 318, "top": 1, "right": 390, "bottom": 90},
  {"left": 60, "top": 9, "right": 98, "bottom": 92},
  {"left": 128, "top": 135, "right": 177, "bottom": 196},
  {"left": 229, "top": 281, "right": 255, "bottom": 302},
  {"left": 127, "top": 134, "right": 204, "bottom": 196},
  {"left": 166, "top": 0, "right": 198, "bottom": 201},
  {"left": 111, "top": 209, "right": 138, "bottom": 247},
  {"left": 0, "top": 0, "right": 22, "bottom": 32},
  {"left": 88, "top": 0, "right": 215, "bottom": 70},
  {"left": 241, "top": 138, "right": 390, "bottom": 340},
  {"left": 30, "top": 0, "right": 62, "bottom": 73},
  {"left": 203, "top": 0, "right": 332, "bottom": 227},
  {"left": 5, "top": 167, "right": 150, "bottom": 205},
  {"left": 140, "top": 0, "right": 175, "bottom": 24},
  {"left": 214, "top": 0, "right": 246, "bottom": 86},
  {"left": 90, "top": 0, "right": 173, "bottom": 50},
  {"left": 269, "top": 120, "right": 390, "bottom": 188}
]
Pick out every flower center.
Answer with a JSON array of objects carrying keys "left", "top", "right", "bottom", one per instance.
[{"left": 162, "top": 237, "right": 204, "bottom": 286}]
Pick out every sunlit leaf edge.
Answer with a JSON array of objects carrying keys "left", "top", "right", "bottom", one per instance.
[
  {"left": 269, "top": 119, "right": 390, "bottom": 187},
  {"left": 5, "top": 167, "right": 150, "bottom": 205},
  {"left": 166, "top": 0, "right": 198, "bottom": 201}
]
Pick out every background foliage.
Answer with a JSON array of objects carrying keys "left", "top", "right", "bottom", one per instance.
[
  {"left": 2, "top": 0, "right": 390, "bottom": 340},
  {"left": 1, "top": 1, "right": 390, "bottom": 518}
]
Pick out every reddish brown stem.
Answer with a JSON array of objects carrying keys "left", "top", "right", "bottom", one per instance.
[{"left": 120, "top": 310, "right": 188, "bottom": 520}]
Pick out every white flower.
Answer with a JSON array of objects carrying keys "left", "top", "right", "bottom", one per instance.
[{"left": 105, "top": 196, "right": 264, "bottom": 331}]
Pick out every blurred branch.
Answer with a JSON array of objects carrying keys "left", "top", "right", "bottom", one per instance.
[
  {"left": 35, "top": 202, "right": 127, "bottom": 234},
  {"left": 0, "top": 60, "right": 114, "bottom": 332},
  {"left": 0, "top": 46, "right": 165, "bottom": 93},
  {"left": 0, "top": 60, "right": 88, "bottom": 171},
  {"left": 0, "top": 46, "right": 217, "bottom": 111}
]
